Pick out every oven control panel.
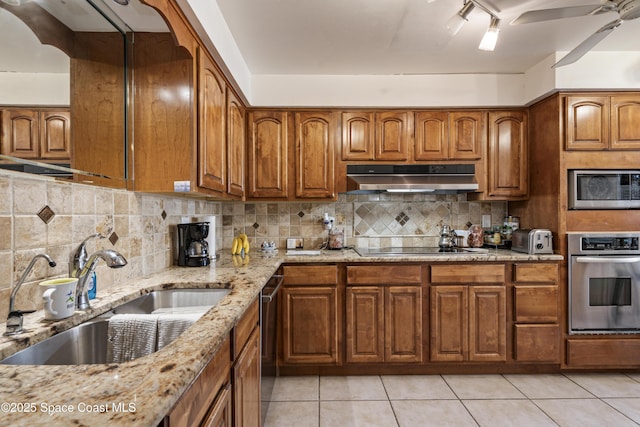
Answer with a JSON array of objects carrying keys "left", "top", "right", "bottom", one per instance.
[{"left": 581, "top": 237, "right": 639, "bottom": 251}]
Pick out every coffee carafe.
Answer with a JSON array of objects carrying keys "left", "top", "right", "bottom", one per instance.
[{"left": 177, "top": 222, "right": 210, "bottom": 267}]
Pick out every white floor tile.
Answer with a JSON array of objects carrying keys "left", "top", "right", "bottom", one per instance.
[
  {"left": 565, "top": 373, "right": 640, "bottom": 398},
  {"left": 534, "top": 398, "right": 639, "bottom": 427},
  {"left": 464, "top": 399, "right": 557, "bottom": 427},
  {"left": 382, "top": 375, "right": 457, "bottom": 400},
  {"left": 320, "top": 401, "right": 398, "bottom": 427},
  {"left": 503, "top": 374, "right": 594, "bottom": 399},
  {"left": 320, "top": 376, "right": 388, "bottom": 401},
  {"left": 271, "top": 376, "right": 319, "bottom": 401},
  {"left": 392, "top": 400, "right": 478, "bottom": 427},
  {"left": 443, "top": 374, "right": 527, "bottom": 399},
  {"left": 604, "top": 398, "right": 640, "bottom": 424},
  {"left": 264, "top": 401, "right": 319, "bottom": 427}
]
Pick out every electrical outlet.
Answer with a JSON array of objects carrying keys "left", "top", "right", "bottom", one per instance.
[{"left": 482, "top": 215, "right": 492, "bottom": 228}]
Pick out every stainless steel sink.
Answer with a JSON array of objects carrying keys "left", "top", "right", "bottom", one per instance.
[
  {"left": 1, "top": 288, "right": 231, "bottom": 365},
  {"left": 107, "top": 288, "right": 231, "bottom": 315}
]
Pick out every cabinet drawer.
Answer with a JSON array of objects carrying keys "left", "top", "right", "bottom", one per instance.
[
  {"left": 283, "top": 265, "right": 338, "bottom": 285},
  {"left": 514, "top": 285, "right": 558, "bottom": 323},
  {"left": 431, "top": 264, "right": 505, "bottom": 284},
  {"left": 346, "top": 265, "right": 422, "bottom": 285},
  {"left": 233, "top": 298, "right": 259, "bottom": 358},
  {"left": 513, "top": 263, "right": 558, "bottom": 283},
  {"left": 167, "top": 336, "right": 231, "bottom": 427},
  {"left": 567, "top": 339, "right": 640, "bottom": 367},
  {"left": 514, "top": 324, "right": 559, "bottom": 362}
]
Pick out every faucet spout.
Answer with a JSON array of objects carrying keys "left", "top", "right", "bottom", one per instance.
[
  {"left": 75, "top": 249, "right": 127, "bottom": 310},
  {"left": 5, "top": 254, "right": 57, "bottom": 336}
]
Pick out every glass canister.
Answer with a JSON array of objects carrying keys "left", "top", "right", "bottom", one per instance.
[
  {"left": 328, "top": 228, "right": 344, "bottom": 249},
  {"left": 503, "top": 215, "right": 520, "bottom": 231},
  {"left": 467, "top": 225, "right": 484, "bottom": 248}
]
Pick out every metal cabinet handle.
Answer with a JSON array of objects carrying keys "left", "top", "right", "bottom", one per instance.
[
  {"left": 576, "top": 256, "right": 640, "bottom": 264},
  {"left": 261, "top": 275, "right": 284, "bottom": 302}
]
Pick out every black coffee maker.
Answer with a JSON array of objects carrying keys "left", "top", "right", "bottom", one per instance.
[{"left": 177, "top": 222, "right": 210, "bottom": 267}]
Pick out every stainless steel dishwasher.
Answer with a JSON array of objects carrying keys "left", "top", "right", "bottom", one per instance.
[{"left": 260, "top": 274, "right": 283, "bottom": 425}]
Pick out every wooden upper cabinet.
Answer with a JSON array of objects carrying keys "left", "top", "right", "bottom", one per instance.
[
  {"left": 342, "top": 112, "right": 374, "bottom": 160},
  {"left": 40, "top": 110, "right": 71, "bottom": 159},
  {"left": 198, "top": 48, "right": 227, "bottom": 193},
  {"left": 247, "top": 110, "right": 289, "bottom": 199},
  {"left": 414, "top": 111, "right": 483, "bottom": 161},
  {"left": 565, "top": 95, "right": 609, "bottom": 150},
  {"left": 341, "top": 111, "right": 410, "bottom": 161},
  {"left": 414, "top": 111, "right": 448, "bottom": 160},
  {"left": 294, "top": 111, "right": 335, "bottom": 199},
  {"left": 486, "top": 110, "right": 528, "bottom": 199},
  {"left": 375, "top": 111, "right": 410, "bottom": 161},
  {"left": 2, "top": 109, "right": 40, "bottom": 158},
  {"left": 1, "top": 109, "right": 70, "bottom": 160},
  {"left": 227, "top": 91, "right": 245, "bottom": 198},
  {"left": 611, "top": 95, "right": 640, "bottom": 150}
]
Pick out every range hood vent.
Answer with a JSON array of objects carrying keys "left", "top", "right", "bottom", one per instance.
[{"left": 345, "top": 164, "right": 478, "bottom": 194}]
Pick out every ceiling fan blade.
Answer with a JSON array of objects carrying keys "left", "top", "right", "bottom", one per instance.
[
  {"left": 553, "top": 19, "right": 623, "bottom": 67},
  {"left": 511, "top": 4, "right": 606, "bottom": 25}
]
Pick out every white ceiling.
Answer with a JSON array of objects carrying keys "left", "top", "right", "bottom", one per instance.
[{"left": 215, "top": 0, "right": 640, "bottom": 75}]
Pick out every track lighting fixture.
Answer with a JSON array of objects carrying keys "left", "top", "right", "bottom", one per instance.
[
  {"left": 446, "top": 1, "right": 476, "bottom": 36},
  {"left": 479, "top": 16, "right": 500, "bottom": 51}
]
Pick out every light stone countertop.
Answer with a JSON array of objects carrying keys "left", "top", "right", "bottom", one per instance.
[{"left": 0, "top": 248, "right": 563, "bottom": 426}]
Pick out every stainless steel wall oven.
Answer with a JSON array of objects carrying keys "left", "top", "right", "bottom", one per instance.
[{"left": 569, "top": 233, "right": 640, "bottom": 334}]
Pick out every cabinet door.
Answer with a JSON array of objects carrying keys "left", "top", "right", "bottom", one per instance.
[
  {"left": 565, "top": 95, "right": 609, "bottom": 150},
  {"left": 487, "top": 110, "right": 528, "bottom": 198},
  {"left": 449, "top": 111, "right": 483, "bottom": 160},
  {"left": 346, "top": 286, "right": 384, "bottom": 363},
  {"left": 468, "top": 286, "right": 506, "bottom": 362},
  {"left": 430, "top": 286, "right": 467, "bottom": 362},
  {"left": 198, "top": 48, "right": 227, "bottom": 193},
  {"left": 226, "top": 91, "right": 245, "bottom": 197},
  {"left": 610, "top": 95, "right": 640, "bottom": 150},
  {"left": 294, "top": 111, "right": 335, "bottom": 199},
  {"left": 414, "top": 111, "right": 448, "bottom": 160},
  {"left": 1, "top": 109, "right": 39, "bottom": 158},
  {"left": 40, "top": 110, "right": 71, "bottom": 159},
  {"left": 233, "top": 328, "right": 261, "bottom": 427},
  {"left": 342, "top": 112, "right": 374, "bottom": 160},
  {"left": 281, "top": 286, "right": 340, "bottom": 365},
  {"left": 386, "top": 286, "right": 423, "bottom": 363},
  {"left": 375, "top": 111, "right": 410, "bottom": 161},
  {"left": 247, "top": 111, "right": 289, "bottom": 198},
  {"left": 202, "top": 383, "right": 232, "bottom": 427}
]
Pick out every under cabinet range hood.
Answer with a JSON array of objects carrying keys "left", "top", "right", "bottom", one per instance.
[{"left": 345, "top": 164, "right": 478, "bottom": 194}]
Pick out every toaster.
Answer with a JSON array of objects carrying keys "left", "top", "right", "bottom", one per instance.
[{"left": 511, "top": 229, "right": 553, "bottom": 254}]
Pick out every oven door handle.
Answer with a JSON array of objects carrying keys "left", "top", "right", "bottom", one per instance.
[
  {"left": 576, "top": 256, "right": 640, "bottom": 264},
  {"left": 261, "top": 275, "right": 284, "bottom": 302}
]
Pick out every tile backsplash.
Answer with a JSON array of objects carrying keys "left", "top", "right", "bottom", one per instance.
[
  {"left": 1, "top": 170, "right": 506, "bottom": 321},
  {"left": 0, "top": 171, "right": 222, "bottom": 320},
  {"left": 223, "top": 193, "right": 506, "bottom": 250}
]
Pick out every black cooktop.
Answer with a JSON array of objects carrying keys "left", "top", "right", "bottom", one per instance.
[{"left": 354, "top": 247, "right": 486, "bottom": 257}]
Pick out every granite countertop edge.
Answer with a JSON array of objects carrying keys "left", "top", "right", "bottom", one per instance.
[{"left": 0, "top": 249, "right": 563, "bottom": 426}]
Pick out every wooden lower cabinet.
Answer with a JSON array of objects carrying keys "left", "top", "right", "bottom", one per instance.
[
  {"left": 202, "top": 383, "right": 232, "bottom": 427},
  {"left": 233, "top": 327, "right": 261, "bottom": 427},
  {"left": 281, "top": 265, "right": 340, "bottom": 366},
  {"left": 346, "top": 285, "right": 422, "bottom": 363},
  {"left": 165, "top": 337, "right": 231, "bottom": 427},
  {"left": 430, "top": 285, "right": 506, "bottom": 362}
]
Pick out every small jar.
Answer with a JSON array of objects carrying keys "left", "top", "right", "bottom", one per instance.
[
  {"left": 328, "top": 229, "right": 344, "bottom": 249},
  {"left": 467, "top": 225, "right": 484, "bottom": 248}
]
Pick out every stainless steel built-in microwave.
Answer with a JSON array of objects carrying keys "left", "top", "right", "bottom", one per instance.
[{"left": 569, "top": 170, "right": 640, "bottom": 209}]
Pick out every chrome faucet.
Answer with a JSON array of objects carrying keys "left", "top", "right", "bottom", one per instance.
[
  {"left": 72, "top": 247, "right": 127, "bottom": 310},
  {"left": 5, "top": 254, "right": 57, "bottom": 336}
]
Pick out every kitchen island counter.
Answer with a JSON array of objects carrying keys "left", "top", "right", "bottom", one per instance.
[{"left": 0, "top": 248, "right": 562, "bottom": 426}]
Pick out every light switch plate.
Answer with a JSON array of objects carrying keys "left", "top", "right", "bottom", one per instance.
[{"left": 482, "top": 215, "right": 492, "bottom": 228}]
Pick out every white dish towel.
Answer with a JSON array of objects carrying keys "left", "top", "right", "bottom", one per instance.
[
  {"left": 156, "top": 313, "right": 203, "bottom": 350},
  {"left": 107, "top": 314, "right": 159, "bottom": 363}
]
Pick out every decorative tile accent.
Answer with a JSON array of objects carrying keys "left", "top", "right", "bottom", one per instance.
[
  {"left": 161, "top": 210, "right": 167, "bottom": 220},
  {"left": 109, "top": 231, "right": 119, "bottom": 246},
  {"left": 354, "top": 202, "right": 449, "bottom": 237},
  {"left": 297, "top": 211, "right": 305, "bottom": 218},
  {"left": 37, "top": 205, "right": 55, "bottom": 224},
  {"left": 253, "top": 222, "right": 259, "bottom": 229}
]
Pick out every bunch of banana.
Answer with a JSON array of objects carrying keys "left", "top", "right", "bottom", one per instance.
[{"left": 231, "top": 233, "right": 250, "bottom": 255}]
